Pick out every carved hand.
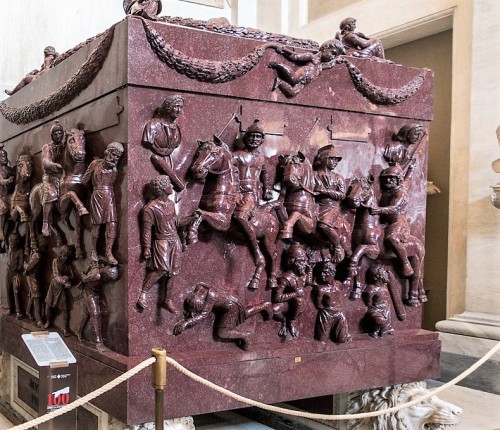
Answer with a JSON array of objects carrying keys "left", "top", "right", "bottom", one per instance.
[{"left": 173, "top": 320, "right": 188, "bottom": 335}]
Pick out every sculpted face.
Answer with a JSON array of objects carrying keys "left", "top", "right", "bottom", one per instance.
[
  {"left": 243, "top": 132, "right": 264, "bottom": 150},
  {"left": 292, "top": 257, "right": 308, "bottom": 276},
  {"left": 382, "top": 175, "right": 400, "bottom": 190},
  {"left": 167, "top": 101, "right": 184, "bottom": 120},
  {"left": 104, "top": 148, "right": 122, "bottom": 167},
  {"left": 51, "top": 130, "right": 64, "bottom": 145}
]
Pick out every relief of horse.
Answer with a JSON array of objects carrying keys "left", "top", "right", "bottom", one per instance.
[
  {"left": 344, "top": 175, "right": 426, "bottom": 307},
  {"left": 10, "top": 153, "right": 33, "bottom": 225},
  {"left": 29, "top": 128, "right": 89, "bottom": 256},
  {"left": 186, "top": 138, "right": 279, "bottom": 290}
]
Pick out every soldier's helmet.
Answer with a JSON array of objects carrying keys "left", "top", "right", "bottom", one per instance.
[{"left": 380, "top": 165, "right": 404, "bottom": 181}]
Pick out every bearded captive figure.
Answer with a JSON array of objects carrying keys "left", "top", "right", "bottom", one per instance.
[{"left": 123, "top": 0, "right": 162, "bottom": 20}]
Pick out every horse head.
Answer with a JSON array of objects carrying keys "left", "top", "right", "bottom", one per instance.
[
  {"left": 190, "top": 136, "right": 230, "bottom": 180},
  {"left": 65, "top": 128, "right": 86, "bottom": 163},
  {"left": 346, "top": 174, "right": 375, "bottom": 209},
  {"left": 16, "top": 153, "right": 33, "bottom": 181},
  {"left": 279, "top": 152, "right": 314, "bottom": 192}
]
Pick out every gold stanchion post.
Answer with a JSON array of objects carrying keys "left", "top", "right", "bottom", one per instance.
[{"left": 152, "top": 348, "right": 167, "bottom": 430}]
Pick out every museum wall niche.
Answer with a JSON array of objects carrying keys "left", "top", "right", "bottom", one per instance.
[{"left": 0, "top": 10, "right": 439, "bottom": 425}]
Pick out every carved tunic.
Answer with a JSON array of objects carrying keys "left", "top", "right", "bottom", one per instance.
[
  {"left": 141, "top": 199, "right": 181, "bottom": 274},
  {"left": 142, "top": 119, "right": 182, "bottom": 158},
  {"left": 25, "top": 251, "right": 42, "bottom": 298},
  {"left": 7, "top": 248, "right": 23, "bottom": 293},
  {"left": 0, "top": 164, "right": 14, "bottom": 215},
  {"left": 314, "top": 170, "right": 346, "bottom": 228},
  {"left": 41, "top": 141, "right": 64, "bottom": 204},
  {"left": 45, "top": 259, "right": 73, "bottom": 310},
  {"left": 379, "top": 186, "right": 410, "bottom": 240},
  {"left": 83, "top": 159, "right": 118, "bottom": 224},
  {"left": 232, "top": 149, "right": 267, "bottom": 213}
]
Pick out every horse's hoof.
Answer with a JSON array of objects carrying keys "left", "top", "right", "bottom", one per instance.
[
  {"left": 349, "top": 290, "right": 361, "bottom": 300},
  {"left": 266, "top": 279, "right": 277, "bottom": 290},
  {"left": 248, "top": 279, "right": 259, "bottom": 290},
  {"left": 42, "top": 223, "right": 50, "bottom": 237},
  {"left": 401, "top": 262, "right": 414, "bottom": 277},
  {"left": 279, "top": 229, "right": 292, "bottom": 240},
  {"left": 136, "top": 293, "right": 148, "bottom": 310},
  {"left": 78, "top": 207, "right": 89, "bottom": 216}
]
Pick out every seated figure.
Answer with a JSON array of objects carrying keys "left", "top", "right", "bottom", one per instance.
[
  {"left": 336, "top": 17, "right": 385, "bottom": 59},
  {"left": 123, "top": 0, "right": 162, "bottom": 20}
]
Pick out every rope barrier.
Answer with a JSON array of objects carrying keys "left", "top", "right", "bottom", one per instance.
[
  {"left": 8, "top": 339, "right": 500, "bottom": 428},
  {"left": 8, "top": 357, "right": 155, "bottom": 430},
  {"left": 166, "top": 339, "right": 500, "bottom": 421}
]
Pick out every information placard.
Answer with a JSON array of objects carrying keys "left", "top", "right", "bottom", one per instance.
[{"left": 21, "top": 332, "right": 76, "bottom": 367}]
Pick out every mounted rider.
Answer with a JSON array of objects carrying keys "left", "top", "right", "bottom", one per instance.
[
  {"left": 370, "top": 162, "right": 416, "bottom": 277},
  {"left": 232, "top": 119, "right": 273, "bottom": 221},
  {"left": 41, "top": 120, "right": 65, "bottom": 237}
]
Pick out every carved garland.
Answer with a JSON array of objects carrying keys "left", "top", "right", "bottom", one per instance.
[
  {"left": 143, "top": 20, "right": 427, "bottom": 104},
  {"left": 160, "top": 16, "right": 319, "bottom": 51},
  {"left": 340, "top": 58, "right": 428, "bottom": 105},
  {"left": 0, "top": 26, "right": 115, "bottom": 125},
  {"left": 142, "top": 19, "right": 275, "bottom": 84}
]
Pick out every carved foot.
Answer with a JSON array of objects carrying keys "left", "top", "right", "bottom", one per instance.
[
  {"left": 63, "top": 329, "right": 71, "bottom": 337},
  {"left": 105, "top": 252, "right": 118, "bottom": 266},
  {"left": 159, "top": 299, "right": 178, "bottom": 314},
  {"left": 288, "top": 321, "right": 299, "bottom": 338},
  {"left": 35, "top": 320, "right": 43, "bottom": 328},
  {"left": 43, "top": 322, "right": 50, "bottom": 330},
  {"left": 278, "top": 323, "right": 287, "bottom": 337},
  {"left": 96, "top": 342, "right": 109, "bottom": 353},
  {"left": 4, "top": 90, "right": 13, "bottom": 96},
  {"left": 25, "top": 311, "right": 33, "bottom": 320},
  {"left": 16, "top": 312, "right": 23, "bottom": 320},
  {"left": 90, "top": 250, "right": 99, "bottom": 262}
]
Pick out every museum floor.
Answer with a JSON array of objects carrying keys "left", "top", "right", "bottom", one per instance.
[{"left": 0, "top": 383, "right": 498, "bottom": 429}]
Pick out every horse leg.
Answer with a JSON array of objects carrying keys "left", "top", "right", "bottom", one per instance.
[
  {"left": 234, "top": 217, "right": 265, "bottom": 290},
  {"left": 345, "top": 244, "right": 369, "bottom": 296},
  {"left": 317, "top": 222, "right": 345, "bottom": 263},
  {"left": 262, "top": 233, "right": 279, "bottom": 290},
  {"left": 75, "top": 214, "right": 84, "bottom": 259},
  {"left": 280, "top": 211, "right": 301, "bottom": 239},
  {"left": 405, "top": 255, "right": 426, "bottom": 306}
]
